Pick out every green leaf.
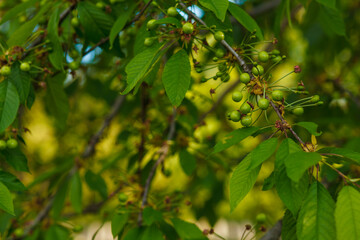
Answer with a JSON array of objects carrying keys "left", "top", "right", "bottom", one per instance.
[
  {"left": 0, "top": 0, "right": 38, "bottom": 25},
  {"left": 212, "top": 127, "right": 259, "bottom": 154},
  {"left": 0, "top": 182, "right": 14, "bottom": 216},
  {"left": 230, "top": 152, "right": 261, "bottom": 212},
  {"left": 8, "top": 61, "right": 31, "bottom": 104},
  {"left": 296, "top": 182, "right": 335, "bottom": 240},
  {"left": 335, "top": 186, "right": 360, "bottom": 240},
  {"left": 316, "top": 0, "right": 336, "bottom": 9},
  {"left": 141, "top": 225, "right": 164, "bottom": 240},
  {"left": 275, "top": 138, "right": 302, "bottom": 168},
  {"left": 2, "top": 148, "right": 29, "bottom": 172},
  {"left": 123, "top": 43, "right": 165, "bottom": 94},
  {"left": 171, "top": 218, "right": 208, "bottom": 240},
  {"left": 247, "top": 138, "right": 278, "bottom": 170},
  {"left": 109, "top": 3, "right": 136, "bottom": 49},
  {"left": 124, "top": 228, "right": 142, "bottom": 240},
  {"left": 85, "top": 170, "right": 108, "bottom": 199},
  {"left": 228, "top": 3, "right": 264, "bottom": 40},
  {"left": 45, "top": 73, "right": 69, "bottom": 129},
  {"left": 69, "top": 171, "right": 82, "bottom": 213},
  {"left": 78, "top": 2, "right": 114, "bottom": 43},
  {"left": 179, "top": 149, "right": 196, "bottom": 176},
  {"left": 318, "top": 6, "right": 346, "bottom": 37},
  {"left": 143, "top": 207, "right": 163, "bottom": 226},
  {"left": 48, "top": 7, "right": 64, "bottom": 71},
  {"left": 285, "top": 152, "right": 322, "bottom": 182},
  {"left": 199, "top": 0, "right": 229, "bottom": 22},
  {"left": 45, "top": 225, "right": 70, "bottom": 240},
  {"left": 262, "top": 171, "right": 275, "bottom": 191},
  {"left": 111, "top": 213, "right": 129, "bottom": 238},
  {"left": 317, "top": 147, "right": 360, "bottom": 165},
  {"left": 0, "top": 171, "right": 26, "bottom": 191},
  {"left": 282, "top": 210, "right": 298, "bottom": 240},
  {"left": 276, "top": 166, "right": 309, "bottom": 216},
  {"left": 51, "top": 178, "right": 70, "bottom": 219},
  {"left": 0, "top": 80, "right": 20, "bottom": 133},
  {"left": 296, "top": 122, "right": 322, "bottom": 136},
  {"left": 162, "top": 49, "right": 191, "bottom": 107},
  {"left": 7, "top": 2, "right": 51, "bottom": 47}
]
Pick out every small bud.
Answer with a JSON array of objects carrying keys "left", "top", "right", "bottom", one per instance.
[
  {"left": 245, "top": 224, "right": 252, "bottom": 230},
  {"left": 294, "top": 65, "right": 301, "bottom": 73},
  {"left": 202, "top": 229, "right": 209, "bottom": 235},
  {"left": 317, "top": 101, "right": 324, "bottom": 105},
  {"left": 260, "top": 225, "right": 267, "bottom": 232},
  {"left": 273, "top": 38, "right": 278, "bottom": 44},
  {"left": 209, "top": 229, "right": 214, "bottom": 234}
]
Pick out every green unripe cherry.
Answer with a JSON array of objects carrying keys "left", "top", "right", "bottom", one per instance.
[
  {"left": 73, "top": 225, "right": 83, "bottom": 233},
  {"left": 6, "top": 139, "right": 18, "bottom": 149},
  {"left": 215, "top": 48, "right": 225, "bottom": 58},
  {"left": 230, "top": 111, "right": 241, "bottom": 122},
  {"left": 216, "top": 72, "right": 223, "bottom": 77},
  {"left": 214, "top": 31, "right": 225, "bottom": 41},
  {"left": 271, "top": 90, "right": 284, "bottom": 101},
  {"left": 252, "top": 65, "right": 264, "bottom": 76},
  {"left": 272, "top": 56, "right": 282, "bottom": 63},
  {"left": 147, "top": 19, "right": 157, "bottom": 30},
  {"left": 71, "top": 17, "right": 79, "bottom": 27},
  {"left": 69, "top": 61, "right": 80, "bottom": 70},
  {"left": 232, "top": 91, "right": 243, "bottom": 102},
  {"left": 292, "top": 107, "right": 304, "bottom": 116},
  {"left": 96, "top": 2, "right": 105, "bottom": 9},
  {"left": 240, "top": 102, "right": 252, "bottom": 114},
  {"left": 218, "top": 63, "right": 227, "bottom": 72},
  {"left": 310, "top": 95, "right": 320, "bottom": 103},
  {"left": 240, "top": 73, "right": 251, "bottom": 84},
  {"left": 20, "top": 62, "right": 31, "bottom": 72},
  {"left": 258, "top": 51, "right": 269, "bottom": 62},
  {"left": 167, "top": 7, "right": 178, "bottom": 17},
  {"left": 256, "top": 213, "right": 267, "bottom": 223},
  {"left": 144, "top": 37, "right": 154, "bottom": 47},
  {"left": 182, "top": 22, "right": 194, "bottom": 34},
  {"left": 241, "top": 115, "right": 252, "bottom": 127},
  {"left": 0, "top": 66, "right": 11, "bottom": 76},
  {"left": 221, "top": 74, "right": 230, "bottom": 82},
  {"left": 212, "top": 57, "right": 218, "bottom": 62},
  {"left": 0, "top": 140, "right": 6, "bottom": 150},
  {"left": 13, "top": 228, "right": 24, "bottom": 237},
  {"left": 271, "top": 49, "right": 280, "bottom": 55},
  {"left": 118, "top": 193, "right": 128, "bottom": 202},
  {"left": 258, "top": 98, "right": 269, "bottom": 110}
]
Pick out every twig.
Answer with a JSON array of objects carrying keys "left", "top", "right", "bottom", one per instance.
[
  {"left": 266, "top": 96, "right": 306, "bottom": 147},
  {"left": 137, "top": 108, "right": 177, "bottom": 225},
  {"left": 82, "top": 95, "right": 126, "bottom": 158},
  {"left": 138, "top": 85, "right": 149, "bottom": 173},
  {"left": 259, "top": 220, "right": 282, "bottom": 240},
  {"left": 198, "top": 79, "right": 241, "bottom": 123},
  {"left": 83, "top": 0, "right": 154, "bottom": 56}
]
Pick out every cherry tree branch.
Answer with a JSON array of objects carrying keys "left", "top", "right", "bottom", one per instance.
[
  {"left": 137, "top": 108, "right": 177, "bottom": 226},
  {"left": 82, "top": 95, "right": 126, "bottom": 158}
]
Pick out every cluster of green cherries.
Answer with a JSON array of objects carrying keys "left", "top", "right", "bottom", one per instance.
[
  {"left": 0, "top": 62, "right": 31, "bottom": 76},
  {"left": 225, "top": 50, "right": 323, "bottom": 126},
  {"left": 0, "top": 138, "right": 18, "bottom": 150}
]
